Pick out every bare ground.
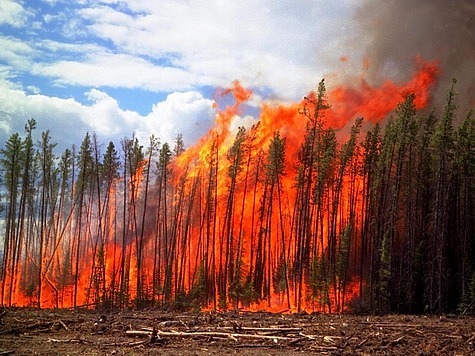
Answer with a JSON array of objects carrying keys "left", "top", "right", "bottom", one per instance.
[{"left": 0, "top": 308, "right": 474, "bottom": 355}]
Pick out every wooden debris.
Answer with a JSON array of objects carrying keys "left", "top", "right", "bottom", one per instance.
[
  {"left": 159, "top": 320, "right": 187, "bottom": 327},
  {"left": 234, "top": 343, "right": 280, "bottom": 348},
  {"left": 389, "top": 336, "right": 405, "bottom": 346},
  {"left": 309, "top": 345, "right": 339, "bottom": 351},
  {"left": 287, "top": 337, "right": 307, "bottom": 346},
  {"left": 220, "top": 326, "right": 303, "bottom": 333},
  {"left": 442, "top": 333, "right": 463, "bottom": 339},
  {"left": 125, "top": 330, "right": 154, "bottom": 337},
  {"left": 0, "top": 351, "right": 15, "bottom": 356},
  {"left": 466, "top": 333, "right": 475, "bottom": 344},
  {"left": 106, "top": 327, "right": 159, "bottom": 347},
  {"left": 126, "top": 329, "right": 295, "bottom": 342},
  {"left": 58, "top": 319, "right": 69, "bottom": 331},
  {"left": 357, "top": 337, "right": 369, "bottom": 347},
  {"left": 48, "top": 338, "right": 92, "bottom": 344},
  {"left": 1, "top": 309, "right": 474, "bottom": 354},
  {"left": 103, "top": 339, "right": 150, "bottom": 347},
  {"left": 298, "top": 332, "right": 317, "bottom": 340},
  {"left": 361, "top": 322, "right": 423, "bottom": 328},
  {"left": 323, "top": 335, "right": 342, "bottom": 344},
  {"left": 0, "top": 320, "right": 56, "bottom": 335}
]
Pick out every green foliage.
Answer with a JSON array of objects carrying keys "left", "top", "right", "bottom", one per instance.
[
  {"left": 336, "top": 222, "right": 352, "bottom": 287},
  {"left": 458, "top": 272, "right": 475, "bottom": 315},
  {"left": 433, "top": 80, "right": 457, "bottom": 153},
  {"left": 0, "top": 77, "right": 473, "bottom": 314},
  {"left": 229, "top": 268, "right": 256, "bottom": 307},
  {"left": 127, "top": 137, "right": 145, "bottom": 176},
  {"left": 227, "top": 126, "right": 246, "bottom": 179},
  {"left": 188, "top": 261, "right": 208, "bottom": 307},
  {"left": 301, "top": 78, "right": 331, "bottom": 124},
  {"left": 272, "top": 257, "right": 287, "bottom": 294},
  {"left": 75, "top": 132, "right": 94, "bottom": 196},
  {"left": 307, "top": 256, "right": 330, "bottom": 309},
  {"left": 59, "top": 247, "right": 73, "bottom": 289},
  {"left": 102, "top": 141, "right": 120, "bottom": 184},
  {"left": 266, "top": 130, "right": 286, "bottom": 183},
  {"left": 455, "top": 110, "right": 474, "bottom": 173},
  {"left": 340, "top": 117, "right": 363, "bottom": 169},
  {"left": 158, "top": 142, "right": 172, "bottom": 173},
  {"left": 0, "top": 133, "right": 24, "bottom": 190},
  {"left": 173, "top": 133, "right": 185, "bottom": 157},
  {"left": 313, "top": 129, "right": 337, "bottom": 203},
  {"left": 378, "top": 231, "right": 392, "bottom": 313},
  {"left": 91, "top": 243, "right": 106, "bottom": 307}
]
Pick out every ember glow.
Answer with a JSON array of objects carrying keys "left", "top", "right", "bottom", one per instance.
[{"left": 0, "top": 60, "right": 438, "bottom": 312}]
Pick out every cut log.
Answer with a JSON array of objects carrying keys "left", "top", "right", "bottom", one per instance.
[
  {"left": 47, "top": 338, "right": 92, "bottom": 344},
  {"left": 126, "top": 329, "right": 295, "bottom": 341}
]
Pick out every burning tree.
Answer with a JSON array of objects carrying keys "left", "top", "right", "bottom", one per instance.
[{"left": 0, "top": 61, "right": 474, "bottom": 314}]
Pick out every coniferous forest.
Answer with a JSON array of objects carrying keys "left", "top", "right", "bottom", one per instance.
[{"left": 0, "top": 69, "right": 474, "bottom": 315}]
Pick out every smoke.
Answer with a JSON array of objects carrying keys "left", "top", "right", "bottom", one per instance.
[{"left": 355, "top": 0, "right": 475, "bottom": 114}]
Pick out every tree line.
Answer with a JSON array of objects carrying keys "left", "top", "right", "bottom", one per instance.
[{"left": 0, "top": 80, "right": 473, "bottom": 314}]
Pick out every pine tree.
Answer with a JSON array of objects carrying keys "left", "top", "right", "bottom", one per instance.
[
  {"left": 15, "top": 119, "right": 36, "bottom": 303},
  {"left": 359, "top": 123, "right": 381, "bottom": 309},
  {"left": 431, "top": 81, "right": 456, "bottom": 313},
  {"left": 37, "top": 130, "right": 57, "bottom": 307},
  {"left": 101, "top": 141, "right": 120, "bottom": 307},
  {"left": 454, "top": 111, "right": 475, "bottom": 313},
  {"left": 136, "top": 135, "right": 159, "bottom": 306},
  {"left": 223, "top": 126, "right": 246, "bottom": 308},
  {"left": 293, "top": 79, "right": 330, "bottom": 311},
  {"left": 74, "top": 132, "right": 93, "bottom": 308},
  {"left": 0, "top": 133, "right": 24, "bottom": 305}
]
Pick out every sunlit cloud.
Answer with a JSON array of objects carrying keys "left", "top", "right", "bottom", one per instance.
[
  {"left": 0, "top": 70, "right": 215, "bottom": 151},
  {"left": 0, "top": 0, "right": 30, "bottom": 28},
  {"left": 35, "top": 53, "right": 197, "bottom": 91},
  {"left": 0, "top": 0, "right": 359, "bottom": 149}
]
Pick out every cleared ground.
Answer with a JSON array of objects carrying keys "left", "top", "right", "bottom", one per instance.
[{"left": 0, "top": 308, "right": 474, "bottom": 355}]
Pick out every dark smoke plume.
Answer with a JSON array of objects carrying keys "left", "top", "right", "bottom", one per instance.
[{"left": 355, "top": 0, "right": 474, "bottom": 115}]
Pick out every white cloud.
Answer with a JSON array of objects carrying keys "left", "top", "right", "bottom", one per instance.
[
  {"left": 143, "top": 91, "right": 216, "bottom": 146},
  {"left": 82, "top": 89, "right": 133, "bottom": 137},
  {"left": 35, "top": 0, "right": 356, "bottom": 100},
  {"left": 41, "top": 0, "right": 62, "bottom": 5},
  {"left": 0, "top": 70, "right": 215, "bottom": 151},
  {"left": 0, "top": 36, "right": 37, "bottom": 70},
  {"left": 0, "top": 0, "right": 29, "bottom": 27},
  {"left": 0, "top": 0, "right": 360, "bottom": 150},
  {"left": 26, "top": 85, "right": 41, "bottom": 94},
  {"left": 0, "top": 75, "right": 86, "bottom": 147},
  {"left": 37, "top": 39, "right": 104, "bottom": 55},
  {"left": 81, "top": 89, "right": 215, "bottom": 147},
  {"left": 36, "top": 52, "right": 197, "bottom": 91}
]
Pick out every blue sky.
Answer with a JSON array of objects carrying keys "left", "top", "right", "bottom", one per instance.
[{"left": 0, "top": 0, "right": 360, "bottom": 150}]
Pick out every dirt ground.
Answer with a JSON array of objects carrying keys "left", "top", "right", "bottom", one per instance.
[{"left": 0, "top": 308, "right": 474, "bottom": 355}]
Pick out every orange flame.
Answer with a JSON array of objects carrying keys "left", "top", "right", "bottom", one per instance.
[{"left": 3, "top": 59, "right": 438, "bottom": 312}]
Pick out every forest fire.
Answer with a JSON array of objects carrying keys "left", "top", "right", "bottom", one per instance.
[{"left": 3, "top": 56, "right": 472, "bottom": 315}]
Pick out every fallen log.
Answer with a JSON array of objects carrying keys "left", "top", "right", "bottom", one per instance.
[
  {"left": 389, "top": 336, "right": 405, "bottom": 346},
  {"left": 103, "top": 339, "right": 150, "bottom": 347},
  {"left": 58, "top": 319, "right": 69, "bottom": 331},
  {"left": 220, "top": 326, "right": 303, "bottom": 333},
  {"left": 309, "top": 345, "right": 339, "bottom": 351},
  {"left": 361, "top": 322, "right": 423, "bottom": 328},
  {"left": 126, "top": 329, "right": 294, "bottom": 341},
  {"left": 357, "top": 338, "right": 369, "bottom": 347},
  {"left": 47, "top": 338, "right": 92, "bottom": 344},
  {"left": 0, "top": 320, "right": 56, "bottom": 335},
  {"left": 141, "top": 325, "right": 303, "bottom": 334}
]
